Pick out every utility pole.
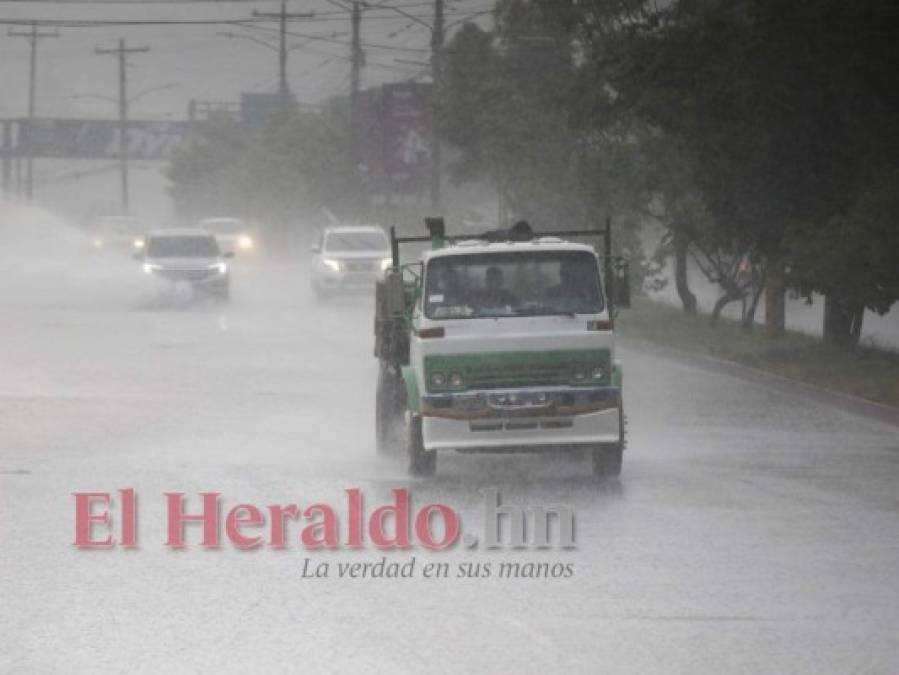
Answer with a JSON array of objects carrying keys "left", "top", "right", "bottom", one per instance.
[
  {"left": 252, "top": 2, "right": 314, "bottom": 102},
  {"left": 430, "top": 0, "right": 444, "bottom": 210},
  {"left": 350, "top": 1, "right": 362, "bottom": 160},
  {"left": 9, "top": 22, "right": 59, "bottom": 202},
  {"left": 95, "top": 39, "right": 149, "bottom": 215}
]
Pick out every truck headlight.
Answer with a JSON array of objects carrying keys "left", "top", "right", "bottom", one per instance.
[
  {"left": 449, "top": 372, "right": 464, "bottom": 388},
  {"left": 238, "top": 235, "right": 253, "bottom": 250},
  {"left": 572, "top": 369, "right": 587, "bottom": 382},
  {"left": 142, "top": 263, "right": 161, "bottom": 275},
  {"left": 133, "top": 238, "right": 144, "bottom": 250},
  {"left": 591, "top": 366, "right": 604, "bottom": 380},
  {"left": 380, "top": 258, "right": 393, "bottom": 272},
  {"left": 323, "top": 258, "right": 341, "bottom": 272},
  {"left": 209, "top": 262, "right": 227, "bottom": 275},
  {"left": 430, "top": 372, "right": 446, "bottom": 388}
]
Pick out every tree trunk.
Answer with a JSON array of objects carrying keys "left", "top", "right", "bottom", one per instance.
[
  {"left": 764, "top": 255, "right": 786, "bottom": 338},
  {"left": 823, "top": 295, "right": 864, "bottom": 347},
  {"left": 673, "top": 228, "right": 697, "bottom": 315},
  {"left": 711, "top": 288, "right": 741, "bottom": 320},
  {"left": 741, "top": 261, "right": 767, "bottom": 329}
]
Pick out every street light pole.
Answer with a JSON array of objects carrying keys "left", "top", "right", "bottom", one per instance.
[
  {"left": 8, "top": 22, "right": 59, "bottom": 202},
  {"left": 252, "top": 2, "right": 314, "bottom": 104},
  {"left": 430, "top": 0, "right": 444, "bottom": 210},
  {"left": 350, "top": 1, "right": 362, "bottom": 161},
  {"left": 95, "top": 38, "right": 150, "bottom": 215}
]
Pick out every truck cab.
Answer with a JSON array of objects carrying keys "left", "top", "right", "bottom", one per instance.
[{"left": 375, "top": 219, "right": 627, "bottom": 479}]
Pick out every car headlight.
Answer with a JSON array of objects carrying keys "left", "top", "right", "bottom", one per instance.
[
  {"left": 238, "top": 235, "right": 253, "bottom": 250},
  {"left": 209, "top": 262, "right": 228, "bottom": 275},
  {"left": 133, "top": 238, "right": 144, "bottom": 250},
  {"left": 430, "top": 372, "right": 446, "bottom": 388},
  {"left": 92, "top": 239, "right": 104, "bottom": 248},
  {"left": 142, "top": 263, "right": 161, "bottom": 275},
  {"left": 322, "top": 258, "right": 341, "bottom": 272},
  {"left": 380, "top": 258, "right": 393, "bottom": 272},
  {"left": 449, "top": 372, "right": 464, "bottom": 388}
]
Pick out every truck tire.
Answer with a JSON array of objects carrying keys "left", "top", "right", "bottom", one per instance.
[
  {"left": 591, "top": 406, "right": 624, "bottom": 479},
  {"left": 408, "top": 414, "right": 436, "bottom": 476},
  {"left": 375, "top": 366, "right": 405, "bottom": 456}
]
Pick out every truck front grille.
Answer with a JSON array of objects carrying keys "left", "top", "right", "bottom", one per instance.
[{"left": 424, "top": 349, "right": 611, "bottom": 392}]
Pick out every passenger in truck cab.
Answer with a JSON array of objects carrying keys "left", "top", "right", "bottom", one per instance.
[
  {"left": 480, "top": 266, "right": 517, "bottom": 307},
  {"left": 547, "top": 260, "right": 602, "bottom": 307},
  {"left": 438, "top": 266, "right": 463, "bottom": 303}
]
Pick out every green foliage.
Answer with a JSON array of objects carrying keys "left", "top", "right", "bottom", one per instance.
[
  {"left": 785, "top": 169, "right": 899, "bottom": 316},
  {"left": 606, "top": 0, "right": 899, "bottom": 337},
  {"left": 440, "top": 12, "right": 644, "bottom": 263},
  {"left": 166, "top": 106, "right": 366, "bottom": 238}
]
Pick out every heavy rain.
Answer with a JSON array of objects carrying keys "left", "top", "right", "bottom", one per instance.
[{"left": 1, "top": 1, "right": 898, "bottom": 673}]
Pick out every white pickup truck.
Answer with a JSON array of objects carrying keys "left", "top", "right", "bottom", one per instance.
[{"left": 374, "top": 219, "right": 628, "bottom": 479}]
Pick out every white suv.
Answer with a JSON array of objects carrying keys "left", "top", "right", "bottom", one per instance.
[{"left": 311, "top": 226, "right": 391, "bottom": 297}]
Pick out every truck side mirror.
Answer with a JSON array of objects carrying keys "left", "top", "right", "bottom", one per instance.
[{"left": 614, "top": 259, "right": 631, "bottom": 309}]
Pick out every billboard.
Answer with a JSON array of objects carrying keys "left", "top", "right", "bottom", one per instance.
[
  {"left": 357, "top": 82, "right": 432, "bottom": 195},
  {"left": 13, "top": 119, "right": 189, "bottom": 160},
  {"left": 381, "top": 82, "right": 431, "bottom": 185}
]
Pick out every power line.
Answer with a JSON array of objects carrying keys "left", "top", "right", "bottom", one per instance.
[
  {"left": 0, "top": 11, "right": 491, "bottom": 24},
  {"left": 0, "top": 17, "right": 319, "bottom": 26},
  {"left": 248, "top": 22, "right": 432, "bottom": 52}
]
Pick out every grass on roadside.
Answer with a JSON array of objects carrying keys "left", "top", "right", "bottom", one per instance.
[{"left": 616, "top": 297, "right": 899, "bottom": 408}]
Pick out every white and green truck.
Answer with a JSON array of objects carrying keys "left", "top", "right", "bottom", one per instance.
[{"left": 374, "top": 218, "right": 629, "bottom": 479}]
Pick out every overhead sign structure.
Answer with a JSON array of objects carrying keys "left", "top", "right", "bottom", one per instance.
[{"left": 12, "top": 119, "right": 189, "bottom": 160}]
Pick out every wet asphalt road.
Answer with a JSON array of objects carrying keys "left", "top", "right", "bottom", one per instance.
[{"left": 1, "top": 262, "right": 897, "bottom": 674}]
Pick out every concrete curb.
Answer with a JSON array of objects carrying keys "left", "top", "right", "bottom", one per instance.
[{"left": 622, "top": 337, "right": 899, "bottom": 428}]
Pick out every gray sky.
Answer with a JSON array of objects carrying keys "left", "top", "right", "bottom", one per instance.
[{"left": 0, "top": 0, "right": 493, "bottom": 121}]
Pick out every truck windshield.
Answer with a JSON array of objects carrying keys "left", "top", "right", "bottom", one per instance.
[{"left": 424, "top": 250, "right": 604, "bottom": 319}]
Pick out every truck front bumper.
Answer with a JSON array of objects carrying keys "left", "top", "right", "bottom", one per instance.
[{"left": 420, "top": 386, "right": 621, "bottom": 452}]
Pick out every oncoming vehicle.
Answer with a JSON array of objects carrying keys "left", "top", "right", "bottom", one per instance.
[
  {"left": 311, "top": 226, "right": 391, "bottom": 297},
  {"left": 197, "top": 217, "right": 256, "bottom": 255},
  {"left": 136, "top": 229, "right": 233, "bottom": 299},
  {"left": 89, "top": 215, "right": 145, "bottom": 254},
  {"left": 374, "top": 218, "right": 630, "bottom": 479}
]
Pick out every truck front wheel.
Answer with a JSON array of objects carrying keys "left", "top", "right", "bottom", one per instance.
[
  {"left": 591, "top": 406, "right": 624, "bottom": 479},
  {"left": 408, "top": 414, "right": 436, "bottom": 476}
]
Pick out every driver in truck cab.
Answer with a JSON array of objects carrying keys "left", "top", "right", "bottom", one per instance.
[
  {"left": 480, "top": 266, "right": 517, "bottom": 308},
  {"left": 548, "top": 259, "right": 603, "bottom": 307}
]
